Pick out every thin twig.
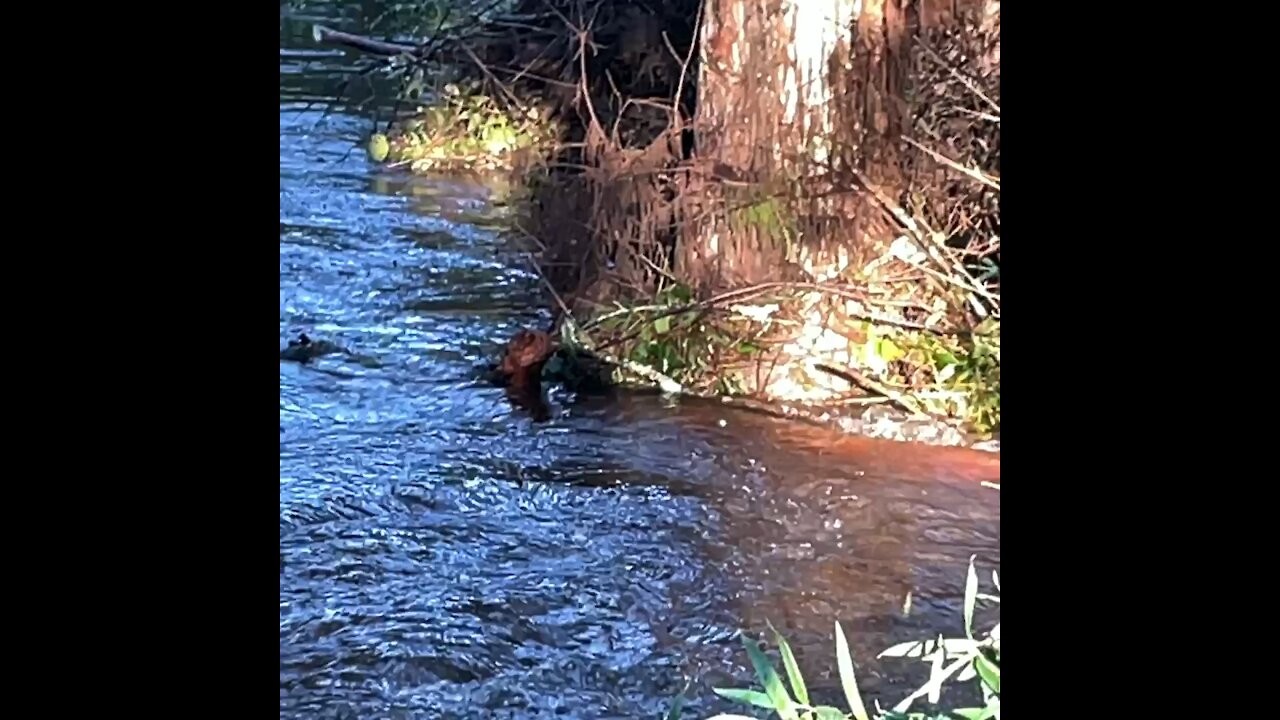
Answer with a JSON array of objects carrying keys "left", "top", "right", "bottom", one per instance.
[
  {"left": 582, "top": 279, "right": 966, "bottom": 356},
  {"left": 952, "top": 107, "right": 1000, "bottom": 123},
  {"left": 850, "top": 169, "right": 999, "bottom": 316},
  {"left": 813, "top": 363, "right": 933, "bottom": 419},
  {"left": 459, "top": 44, "right": 524, "bottom": 106},
  {"left": 669, "top": 0, "right": 704, "bottom": 127},
  {"left": 902, "top": 136, "right": 1000, "bottom": 191},
  {"left": 918, "top": 40, "right": 1000, "bottom": 115}
]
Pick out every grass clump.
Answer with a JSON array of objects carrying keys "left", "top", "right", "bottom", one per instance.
[
  {"left": 669, "top": 556, "right": 1000, "bottom": 720},
  {"left": 877, "top": 318, "right": 1000, "bottom": 435}
]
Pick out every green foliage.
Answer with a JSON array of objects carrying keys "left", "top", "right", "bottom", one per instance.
[
  {"left": 583, "top": 283, "right": 766, "bottom": 394},
  {"left": 726, "top": 194, "right": 798, "bottom": 259},
  {"left": 367, "top": 133, "right": 391, "bottom": 162},
  {"left": 730, "top": 196, "right": 792, "bottom": 237},
  {"left": 898, "top": 318, "right": 1000, "bottom": 434},
  {"left": 678, "top": 557, "right": 999, "bottom": 720},
  {"left": 367, "top": 82, "right": 558, "bottom": 172}
]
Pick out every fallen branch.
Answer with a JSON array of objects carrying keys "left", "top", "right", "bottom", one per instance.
[
  {"left": 604, "top": 353, "right": 683, "bottom": 394},
  {"left": 582, "top": 280, "right": 963, "bottom": 355},
  {"left": 814, "top": 362, "right": 934, "bottom": 420},
  {"left": 312, "top": 25, "right": 420, "bottom": 57}
]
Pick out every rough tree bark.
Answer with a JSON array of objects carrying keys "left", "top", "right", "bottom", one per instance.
[
  {"left": 684, "top": 0, "right": 990, "bottom": 289},
  {"left": 682, "top": 0, "right": 993, "bottom": 401},
  {"left": 685, "top": 0, "right": 874, "bottom": 290}
]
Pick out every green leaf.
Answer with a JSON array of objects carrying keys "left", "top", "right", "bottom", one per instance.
[
  {"left": 769, "top": 621, "right": 809, "bottom": 706},
  {"left": 713, "top": 688, "right": 775, "bottom": 710},
  {"left": 952, "top": 707, "right": 997, "bottom": 720},
  {"left": 974, "top": 654, "right": 1000, "bottom": 696},
  {"left": 834, "top": 622, "right": 869, "bottom": 720},
  {"left": 740, "top": 635, "right": 799, "bottom": 720},
  {"left": 667, "top": 680, "right": 691, "bottom": 720},
  {"left": 963, "top": 556, "right": 979, "bottom": 640},
  {"left": 666, "top": 691, "right": 684, "bottom": 720},
  {"left": 877, "top": 337, "right": 906, "bottom": 363},
  {"left": 367, "top": 133, "right": 391, "bottom": 162},
  {"left": 738, "top": 341, "right": 760, "bottom": 355},
  {"left": 927, "top": 638, "right": 945, "bottom": 704},
  {"left": 669, "top": 284, "right": 693, "bottom": 303},
  {"left": 654, "top": 315, "right": 671, "bottom": 334},
  {"left": 813, "top": 707, "right": 849, "bottom": 720},
  {"left": 936, "top": 363, "right": 957, "bottom": 383}
]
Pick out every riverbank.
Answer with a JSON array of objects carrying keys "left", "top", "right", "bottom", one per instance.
[
  {"left": 284, "top": 5, "right": 999, "bottom": 718},
  {"left": 635, "top": 387, "right": 1001, "bottom": 453},
  {"left": 323, "top": 2, "right": 1000, "bottom": 448}
]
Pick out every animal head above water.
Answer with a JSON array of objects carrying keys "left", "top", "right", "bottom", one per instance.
[{"left": 500, "top": 329, "right": 555, "bottom": 376}]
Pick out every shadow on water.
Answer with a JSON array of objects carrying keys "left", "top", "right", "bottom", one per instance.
[{"left": 280, "top": 3, "right": 999, "bottom": 718}]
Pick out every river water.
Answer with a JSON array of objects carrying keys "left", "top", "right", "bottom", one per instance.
[{"left": 280, "top": 4, "right": 1000, "bottom": 718}]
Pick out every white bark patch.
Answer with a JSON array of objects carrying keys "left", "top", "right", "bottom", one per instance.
[{"left": 781, "top": 0, "right": 860, "bottom": 164}]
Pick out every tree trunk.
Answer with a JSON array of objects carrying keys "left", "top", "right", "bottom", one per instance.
[
  {"left": 685, "top": 0, "right": 990, "bottom": 289},
  {"left": 683, "top": 0, "right": 992, "bottom": 401},
  {"left": 684, "top": 0, "right": 913, "bottom": 290}
]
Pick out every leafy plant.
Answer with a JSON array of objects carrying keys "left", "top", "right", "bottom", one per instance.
[
  {"left": 896, "top": 319, "right": 999, "bottom": 434},
  {"left": 367, "top": 82, "right": 558, "bottom": 172},
  {"left": 675, "top": 557, "right": 999, "bottom": 720},
  {"left": 581, "top": 282, "right": 771, "bottom": 394}
]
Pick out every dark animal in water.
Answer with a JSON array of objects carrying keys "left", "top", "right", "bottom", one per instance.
[
  {"left": 500, "top": 330, "right": 555, "bottom": 384},
  {"left": 281, "top": 333, "right": 337, "bottom": 363},
  {"left": 497, "top": 329, "right": 556, "bottom": 421}
]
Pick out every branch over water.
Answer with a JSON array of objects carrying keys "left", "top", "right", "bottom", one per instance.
[{"left": 312, "top": 25, "right": 419, "bottom": 57}]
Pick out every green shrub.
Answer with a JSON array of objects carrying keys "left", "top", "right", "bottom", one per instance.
[
  {"left": 367, "top": 82, "right": 558, "bottom": 172},
  {"left": 670, "top": 556, "right": 999, "bottom": 720}
]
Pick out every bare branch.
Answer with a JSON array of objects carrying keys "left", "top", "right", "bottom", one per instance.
[
  {"left": 902, "top": 136, "right": 1000, "bottom": 191},
  {"left": 312, "top": 25, "right": 420, "bottom": 57}
]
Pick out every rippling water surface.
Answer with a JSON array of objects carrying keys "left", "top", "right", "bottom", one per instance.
[{"left": 280, "top": 5, "right": 999, "bottom": 718}]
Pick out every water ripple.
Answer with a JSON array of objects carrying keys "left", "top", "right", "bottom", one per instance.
[{"left": 280, "top": 3, "right": 998, "bottom": 717}]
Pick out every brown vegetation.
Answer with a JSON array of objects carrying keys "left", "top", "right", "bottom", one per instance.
[
  {"left": 507, "top": 0, "right": 999, "bottom": 426},
  {"left": 322, "top": 0, "right": 1000, "bottom": 433}
]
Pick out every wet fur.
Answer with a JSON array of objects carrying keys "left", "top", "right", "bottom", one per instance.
[{"left": 499, "top": 330, "right": 556, "bottom": 421}]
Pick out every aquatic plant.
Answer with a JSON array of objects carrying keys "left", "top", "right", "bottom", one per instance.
[{"left": 669, "top": 556, "right": 1000, "bottom": 720}]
